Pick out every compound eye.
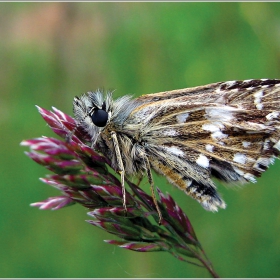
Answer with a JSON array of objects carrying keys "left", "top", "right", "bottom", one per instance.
[{"left": 90, "top": 109, "right": 108, "bottom": 127}]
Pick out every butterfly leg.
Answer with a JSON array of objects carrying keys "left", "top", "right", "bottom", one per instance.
[
  {"left": 141, "top": 153, "right": 163, "bottom": 224},
  {"left": 110, "top": 131, "right": 127, "bottom": 213},
  {"left": 135, "top": 174, "right": 144, "bottom": 187}
]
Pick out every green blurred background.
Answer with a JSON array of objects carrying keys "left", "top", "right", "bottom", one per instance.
[{"left": 1, "top": 2, "right": 280, "bottom": 278}]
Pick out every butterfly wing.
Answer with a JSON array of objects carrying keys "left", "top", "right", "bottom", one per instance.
[{"left": 124, "top": 79, "right": 280, "bottom": 211}]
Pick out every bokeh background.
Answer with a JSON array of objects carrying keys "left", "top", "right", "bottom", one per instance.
[{"left": 1, "top": 2, "right": 280, "bottom": 278}]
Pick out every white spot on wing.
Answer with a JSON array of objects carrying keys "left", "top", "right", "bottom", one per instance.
[
  {"left": 254, "top": 91, "right": 263, "bottom": 98},
  {"left": 196, "top": 154, "right": 209, "bottom": 168},
  {"left": 233, "top": 153, "right": 247, "bottom": 164},
  {"left": 254, "top": 90, "right": 263, "bottom": 110},
  {"left": 266, "top": 111, "right": 280, "bottom": 120},
  {"left": 245, "top": 122, "right": 268, "bottom": 131},
  {"left": 263, "top": 139, "right": 270, "bottom": 150},
  {"left": 205, "top": 144, "right": 214, "bottom": 152},
  {"left": 176, "top": 113, "right": 189, "bottom": 123},
  {"left": 255, "top": 157, "right": 274, "bottom": 167},
  {"left": 202, "top": 122, "right": 228, "bottom": 140},
  {"left": 185, "top": 179, "right": 192, "bottom": 187},
  {"left": 165, "top": 146, "right": 184, "bottom": 156},
  {"left": 211, "top": 131, "right": 228, "bottom": 140},
  {"left": 206, "top": 107, "right": 234, "bottom": 122},
  {"left": 242, "top": 141, "right": 251, "bottom": 148},
  {"left": 163, "top": 129, "right": 179, "bottom": 137},
  {"left": 202, "top": 122, "right": 224, "bottom": 132}
]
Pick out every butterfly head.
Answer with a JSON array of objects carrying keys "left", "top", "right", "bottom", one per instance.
[
  {"left": 69, "top": 90, "right": 114, "bottom": 144},
  {"left": 88, "top": 101, "right": 109, "bottom": 127},
  {"left": 74, "top": 90, "right": 113, "bottom": 124}
]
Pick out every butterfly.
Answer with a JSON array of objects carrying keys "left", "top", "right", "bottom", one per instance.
[{"left": 72, "top": 79, "right": 280, "bottom": 223}]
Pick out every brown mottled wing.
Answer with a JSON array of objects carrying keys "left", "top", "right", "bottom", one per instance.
[{"left": 125, "top": 79, "right": 280, "bottom": 211}]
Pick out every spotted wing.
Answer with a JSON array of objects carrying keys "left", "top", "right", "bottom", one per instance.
[{"left": 124, "top": 79, "right": 280, "bottom": 211}]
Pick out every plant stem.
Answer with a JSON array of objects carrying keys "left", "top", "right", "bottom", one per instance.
[{"left": 194, "top": 252, "right": 220, "bottom": 278}]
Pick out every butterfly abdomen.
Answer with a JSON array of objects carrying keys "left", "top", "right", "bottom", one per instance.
[{"left": 149, "top": 156, "right": 226, "bottom": 211}]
